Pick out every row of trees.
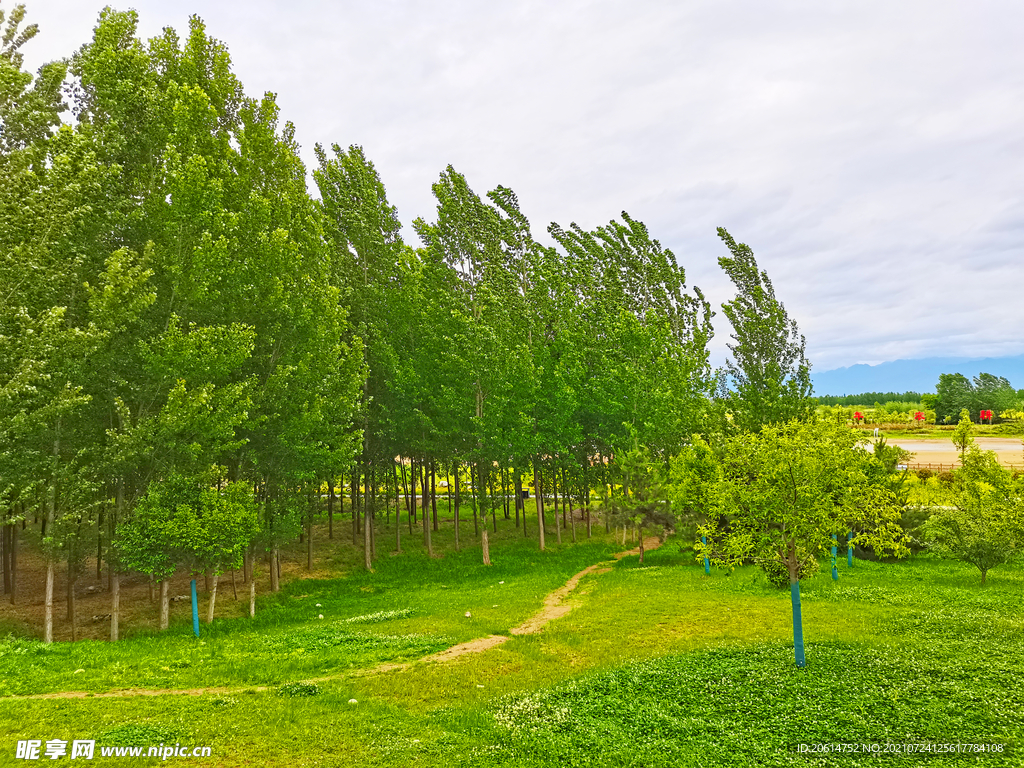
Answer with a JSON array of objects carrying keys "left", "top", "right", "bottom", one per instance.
[
  {"left": 1, "top": 4, "right": 730, "bottom": 641},
  {"left": 929, "top": 373, "right": 1022, "bottom": 424}
]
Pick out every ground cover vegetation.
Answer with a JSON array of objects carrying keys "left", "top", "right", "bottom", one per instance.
[{"left": 3, "top": 4, "right": 1024, "bottom": 766}]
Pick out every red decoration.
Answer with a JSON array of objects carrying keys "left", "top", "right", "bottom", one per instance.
[
  {"left": 914, "top": 411, "right": 924, "bottom": 422},
  {"left": 980, "top": 409, "right": 994, "bottom": 423},
  {"left": 854, "top": 412, "right": 862, "bottom": 420}
]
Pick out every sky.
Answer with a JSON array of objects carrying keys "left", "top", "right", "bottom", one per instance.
[{"left": 15, "top": 0, "right": 1024, "bottom": 372}]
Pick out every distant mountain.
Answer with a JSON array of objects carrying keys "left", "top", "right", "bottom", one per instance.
[{"left": 811, "top": 354, "right": 1024, "bottom": 397}]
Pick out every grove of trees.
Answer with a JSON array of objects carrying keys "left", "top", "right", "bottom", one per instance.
[{"left": 0, "top": 5, "right": 718, "bottom": 641}]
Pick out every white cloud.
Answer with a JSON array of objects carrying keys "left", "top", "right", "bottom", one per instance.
[{"left": 20, "top": 0, "right": 1024, "bottom": 372}]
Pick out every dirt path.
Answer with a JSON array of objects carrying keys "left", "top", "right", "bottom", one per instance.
[{"left": 18, "top": 537, "right": 662, "bottom": 700}]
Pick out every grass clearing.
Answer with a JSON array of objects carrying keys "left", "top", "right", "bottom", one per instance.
[{"left": 2, "top": 528, "right": 1023, "bottom": 766}]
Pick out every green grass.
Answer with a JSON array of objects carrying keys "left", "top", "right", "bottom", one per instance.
[{"left": 2, "top": 525, "right": 1023, "bottom": 767}]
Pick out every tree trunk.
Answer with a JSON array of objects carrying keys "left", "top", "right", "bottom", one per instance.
[
  {"left": 364, "top": 477, "right": 373, "bottom": 570},
  {"left": 453, "top": 462, "right": 461, "bottom": 551},
  {"left": 553, "top": 464, "right": 562, "bottom": 544},
  {"left": 482, "top": 528, "right": 491, "bottom": 565},
  {"left": 207, "top": 572, "right": 218, "bottom": 623},
  {"left": 159, "top": 579, "right": 170, "bottom": 630},
  {"left": 489, "top": 469, "right": 497, "bottom": 533},
  {"left": 67, "top": 563, "right": 77, "bottom": 641},
  {"left": 231, "top": 569, "right": 238, "bottom": 600},
  {"left": 306, "top": 511, "right": 313, "bottom": 571},
  {"left": 328, "top": 480, "right": 335, "bottom": 539},
  {"left": 395, "top": 462, "right": 402, "bottom": 553},
  {"left": 243, "top": 549, "right": 251, "bottom": 584},
  {"left": 499, "top": 466, "right": 507, "bottom": 520},
  {"left": 249, "top": 572, "right": 256, "bottom": 618},
  {"left": 96, "top": 508, "right": 104, "bottom": 580},
  {"left": 423, "top": 459, "right": 433, "bottom": 557},
  {"left": 514, "top": 471, "right": 522, "bottom": 527},
  {"left": 8, "top": 522, "right": 15, "bottom": 604},
  {"left": 43, "top": 562, "right": 55, "bottom": 644},
  {"left": 270, "top": 544, "right": 280, "bottom": 592},
  {"left": 471, "top": 463, "right": 479, "bottom": 537},
  {"left": 535, "top": 459, "right": 545, "bottom": 551},
  {"left": 638, "top": 527, "right": 645, "bottom": 564},
  {"left": 110, "top": 572, "right": 120, "bottom": 642},
  {"left": 352, "top": 471, "right": 360, "bottom": 543},
  {"left": 1, "top": 524, "right": 8, "bottom": 595},
  {"left": 431, "top": 461, "right": 438, "bottom": 532}
]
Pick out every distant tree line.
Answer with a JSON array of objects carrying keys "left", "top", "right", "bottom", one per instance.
[{"left": 815, "top": 392, "right": 924, "bottom": 407}]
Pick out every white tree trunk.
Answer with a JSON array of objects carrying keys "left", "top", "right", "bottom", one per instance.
[
  {"left": 43, "top": 563, "right": 54, "bottom": 644},
  {"left": 110, "top": 573, "right": 120, "bottom": 642},
  {"left": 159, "top": 579, "right": 169, "bottom": 630},
  {"left": 206, "top": 572, "right": 218, "bottom": 623}
]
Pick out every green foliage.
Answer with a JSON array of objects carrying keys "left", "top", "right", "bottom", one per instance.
[
  {"left": 686, "top": 419, "right": 908, "bottom": 583},
  {"left": 716, "top": 229, "right": 813, "bottom": 432},
  {"left": 755, "top": 550, "right": 819, "bottom": 588},
  {"left": 922, "top": 446, "right": 1024, "bottom": 583},
  {"left": 116, "top": 472, "right": 259, "bottom": 576},
  {"left": 935, "top": 372, "right": 1020, "bottom": 423},
  {"left": 816, "top": 390, "right": 925, "bottom": 406},
  {"left": 951, "top": 408, "right": 974, "bottom": 457},
  {"left": 276, "top": 681, "right": 320, "bottom": 698}
]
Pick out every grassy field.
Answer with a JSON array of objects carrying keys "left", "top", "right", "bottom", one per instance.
[{"left": 2, "top": 521, "right": 1023, "bottom": 767}]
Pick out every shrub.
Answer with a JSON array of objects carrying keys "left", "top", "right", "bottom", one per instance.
[
  {"left": 915, "top": 468, "right": 934, "bottom": 480},
  {"left": 277, "top": 681, "right": 319, "bottom": 697},
  {"left": 755, "top": 552, "right": 819, "bottom": 589},
  {"left": 937, "top": 471, "right": 955, "bottom": 484}
]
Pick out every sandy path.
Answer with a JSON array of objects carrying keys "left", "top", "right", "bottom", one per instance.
[
  {"left": 885, "top": 437, "right": 1023, "bottom": 467},
  {"left": 15, "top": 538, "right": 662, "bottom": 700}
]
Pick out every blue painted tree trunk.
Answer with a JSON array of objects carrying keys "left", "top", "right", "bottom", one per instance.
[
  {"left": 191, "top": 578, "right": 200, "bottom": 638},
  {"left": 790, "top": 579, "right": 805, "bottom": 667},
  {"left": 831, "top": 534, "right": 838, "bottom": 581},
  {"left": 847, "top": 530, "right": 853, "bottom": 567},
  {"left": 701, "top": 535, "right": 710, "bottom": 575}
]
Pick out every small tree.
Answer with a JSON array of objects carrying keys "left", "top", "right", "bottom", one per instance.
[
  {"left": 597, "top": 439, "right": 672, "bottom": 563},
  {"left": 682, "top": 420, "right": 907, "bottom": 667},
  {"left": 922, "top": 446, "right": 1023, "bottom": 584},
  {"left": 951, "top": 408, "right": 974, "bottom": 460}
]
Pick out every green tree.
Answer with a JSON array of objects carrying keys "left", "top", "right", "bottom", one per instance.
[
  {"left": 682, "top": 420, "right": 907, "bottom": 666},
  {"left": 951, "top": 408, "right": 973, "bottom": 460},
  {"left": 716, "top": 228, "right": 813, "bottom": 432},
  {"left": 922, "top": 446, "right": 1024, "bottom": 583}
]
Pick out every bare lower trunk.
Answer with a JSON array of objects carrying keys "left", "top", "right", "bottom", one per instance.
[
  {"left": 110, "top": 572, "right": 120, "bottom": 641},
  {"left": 207, "top": 572, "right": 218, "bottom": 623},
  {"left": 639, "top": 527, "right": 645, "bottom": 564},
  {"left": 270, "top": 545, "right": 280, "bottom": 592},
  {"left": 553, "top": 466, "right": 562, "bottom": 545},
  {"left": 231, "top": 569, "right": 237, "bottom": 600},
  {"left": 328, "top": 480, "right": 335, "bottom": 540},
  {"left": 535, "top": 462, "right": 545, "bottom": 551},
  {"left": 249, "top": 569, "right": 256, "bottom": 618},
  {"left": 423, "top": 462, "right": 433, "bottom": 557},
  {"left": 43, "top": 563, "right": 54, "bottom": 644},
  {"left": 159, "top": 579, "right": 169, "bottom": 630},
  {"left": 482, "top": 528, "right": 491, "bottom": 565},
  {"left": 67, "top": 567, "right": 77, "bottom": 641},
  {"left": 364, "top": 500, "right": 373, "bottom": 570},
  {"left": 307, "top": 513, "right": 313, "bottom": 571}
]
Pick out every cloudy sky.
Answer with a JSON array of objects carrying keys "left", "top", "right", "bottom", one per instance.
[{"left": 17, "top": 0, "right": 1024, "bottom": 372}]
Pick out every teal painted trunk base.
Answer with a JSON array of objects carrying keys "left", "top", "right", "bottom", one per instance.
[
  {"left": 790, "top": 580, "right": 805, "bottom": 667},
  {"left": 191, "top": 578, "right": 200, "bottom": 638}
]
